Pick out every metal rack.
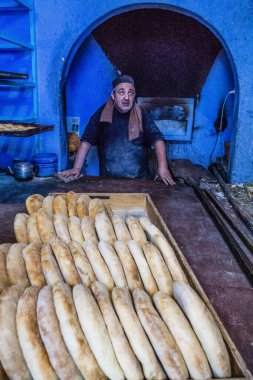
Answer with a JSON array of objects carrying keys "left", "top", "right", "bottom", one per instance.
[{"left": 0, "top": 0, "right": 37, "bottom": 122}]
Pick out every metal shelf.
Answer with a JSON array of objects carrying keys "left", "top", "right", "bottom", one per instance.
[
  {"left": 0, "top": 0, "right": 32, "bottom": 10},
  {"left": 0, "top": 80, "right": 35, "bottom": 88},
  {"left": 0, "top": 34, "right": 34, "bottom": 50}
]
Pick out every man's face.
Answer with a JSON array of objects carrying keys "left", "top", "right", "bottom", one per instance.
[{"left": 111, "top": 82, "right": 136, "bottom": 113}]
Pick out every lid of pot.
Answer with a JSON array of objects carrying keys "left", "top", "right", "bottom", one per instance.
[{"left": 31, "top": 153, "right": 58, "bottom": 164}]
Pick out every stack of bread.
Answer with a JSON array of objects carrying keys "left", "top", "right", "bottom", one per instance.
[{"left": 0, "top": 192, "right": 232, "bottom": 380}]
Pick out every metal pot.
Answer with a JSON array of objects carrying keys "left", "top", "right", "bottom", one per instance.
[{"left": 8, "top": 162, "right": 36, "bottom": 181}]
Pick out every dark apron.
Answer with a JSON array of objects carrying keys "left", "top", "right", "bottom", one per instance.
[{"left": 98, "top": 109, "right": 150, "bottom": 179}]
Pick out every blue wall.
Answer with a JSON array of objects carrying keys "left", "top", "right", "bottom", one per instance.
[
  {"left": 1, "top": 0, "right": 253, "bottom": 182},
  {"left": 168, "top": 49, "right": 234, "bottom": 168},
  {"left": 66, "top": 35, "right": 116, "bottom": 175}
]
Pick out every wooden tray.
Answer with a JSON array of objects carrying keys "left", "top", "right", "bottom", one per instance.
[{"left": 51, "top": 192, "right": 251, "bottom": 379}]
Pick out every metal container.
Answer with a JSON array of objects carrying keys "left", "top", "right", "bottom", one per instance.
[
  {"left": 10, "top": 161, "right": 35, "bottom": 181},
  {"left": 31, "top": 153, "right": 58, "bottom": 177}
]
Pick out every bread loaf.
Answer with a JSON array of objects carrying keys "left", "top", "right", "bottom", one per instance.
[
  {"left": 27, "top": 213, "right": 42, "bottom": 243},
  {"left": 153, "top": 234, "right": 188, "bottom": 283},
  {"left": 26, "top": 194, "right": 44, "bottom": 215},
  {"left": 88, "top": 198, "right": 105, "bottom": 219},
  {"left": 51, "top": 239, "right": 80, "bottom": 286},
  {"left": 53, "top": 194, "right": 68, "bottom": 216},
  {"left": 81, "top": 216, "right": 98, "bottom": 243},
  {"left": 66, "top": 191, "right": 78, "bottom": 216},
  {"left": 68, "top": 216, "right": 84, "bottom": 244},
  {"left": 153, "top": 291, "right": 212, "bottom": 380},
  {"left": 0, "top": 243, "right": 11, "bottom": 255},
  {"left": 114, "top": 240, "right": 143, "bottom": 291},
  {"left": 73, "top": 284, "right": 124, "bottom": 380},
  {"left": 126, "top": 216, "right": 147, "bottom": 246},
  {"left": 14, "top": 213, "right": 29, "bottom": 243},
  {"left": 54, "top": 212, "right": 71, "bottom": 244},
  {"left": 95, "top": 212, "right": 116, "bottom": 244},
  {"left": 68, "top": 241, "right": 96, "bottom": 286},
  {"left": 52, "top": 282, "right": 106, "bottom": 380},
  {"left": 143, "top": 242, "right": 173, "bottom": 295},
  {"left": 0, "top": 249, "right": 9, "bottom": 292},
  {"left": 127, "top": 240, "right": 158, "bottom": 295},
  {"left": 42, "top": 195, "right": 54, "bottom": 214},
  {"left": 98, "top": 241, "right": 127, "bottom": 287},
  {"left": 111, "top": 214, "right": 132, "bottom": 241},
  {"left": 139, "top": 216, "right": 164, "bottom": 240},
  {"left": 133, "top": 288, "right": 188, "bottom": 380},
  {"left": 76, "top": 194, "right": 90, "bottom": 219},
  {"left": 83, "top": 241, "right": 114, "bottom": 290},
  {"left": 6, "top": 243, "right": 30, "bottom": 287},
  {"left": 22, "top": 243, "right": 46, "bottom": 286},
  {"left": 92, "top": 281, "right": 144, "bottom": 380},
  {"left": 37, "top": 286, "right": 82, "bottom": 379},
  {"left": 37, "top": 209, "right": 56, "bottom": 243},
  {"left": 0, "top": 285, "right": 31, "bottom": 380},
  {"left": 16, "top": 286, "right": 58, "bottom": 380},
  {"left": 173, "top": 282, "right": 231, "bottom": 378},
  {"left": 112, "top": 287, "right": 166, "bottom": 380},
  {"left": 41, "top": 243, "right": 63, "bottom": 286}
]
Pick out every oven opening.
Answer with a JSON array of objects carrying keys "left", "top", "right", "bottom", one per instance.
[{"left": 64, "top": 8, "right": 235, "bottom": 177}]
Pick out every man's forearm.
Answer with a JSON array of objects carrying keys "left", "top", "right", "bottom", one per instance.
[
  {"left": 73, "top": 141, "right": 91, "bottom": 171},
  {"left": 154, "top": 140, "right": 168, "bottom": 168}
]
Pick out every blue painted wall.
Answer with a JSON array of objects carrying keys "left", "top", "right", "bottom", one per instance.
[
  {"left": 1, "top": 0, "right": 253, "bottom": 182},
  {"left": 66, "top": 35, "right": 116, "bottom": 175},
  {"left": 168, "top": 49, "right": 235, "bottom": 168}
]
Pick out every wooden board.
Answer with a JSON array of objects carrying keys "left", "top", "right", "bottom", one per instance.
[{"left": 51, "top": 192, "right": 251, "bottom": 379}]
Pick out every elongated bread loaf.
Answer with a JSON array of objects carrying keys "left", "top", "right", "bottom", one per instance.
[
  {"left": 83, "top": 241, "right": 114, "bottom": 290},
  {"left": 41, "top": 243, "right": 63, "bottom": 286},
  {"left": 81, "top": 216, "right": 98, "bottom": 243},
  {"left": 68, "top": 241, "right": 96, "bottom": 286},
  {"left": 73, "top": 284, "right": 124, "bottom": 380},
  {"left": 92, "top": 281, "right": 144, "bottom": 380},
  {"left": 0, "top": 285, "right": 31, "bottom": 380},
  {"left": 66, "top": 191, "right": 78, "bottom": 216},
  {"left": 89, "top": 198, "right": 105, "bottom": 218},
  {"left": 22, "top": 243, "right": 46, "bottom": 286},
  {"left": 111, "top": 214, "right": 132, "bottom": 241},
  {"left": 16, "top": 286, "right": 58, "bottom": 380},
  {"left": 6, "top": 243, "right": 30, "bottom": 287},
  {"left": 153, "top": 234, "right": 188, "bottom": 283},
  {"left": 126, "top": 216, "right": 147, "bottom": 246},
  {"left": 76, "top": 194, "right": 90, "bottom": 219},
  {"left": 26, "top": 194, "right": 44, "bottom": 215},
  {"left": 139, "top": 217, "right": 164, "bottom": 240},
  {"left": 27, "top": 213, "right": 42, "bottom": 243},
  {"left": 133, "top": 288, "right": 188, "bottom": 380},
  {"left": 98, "top": 241, "right": 127, "bottom": 287},
  {"left": 0, "top": 243, "right": 11, "bottom": 255},
  {"left": 143, "top": 243, "right": 173, "bottom": 295},
  {"left": 68, "top": 216, "right": 84, "bottom": 244},
  {"left": 37, "top": 286, "right": 82, "bottom": 379},
  {"left": 42, "top": 195, "right": 54, "bottom": 214},
  {"left": 51, "top": 239, "right": 80, "bottom": 286},
  {"left": 95, "top": 212, "right": 117, "bottom": 244},
  {"left": 52, "top": 282, "right": 106, "bottom": 380},
  {"left": 54, "top": 212, "right": 71, "bottom": 244},
  {"left": 112, "top": 287, "right": 166, "bottom": 380},
  {"left": 53, "top": 194, "right": 68, "bottom": 216},
  {"left": 0, "top": 249, "right": 9, "bottom": 291},
  {"left": 127, "top": 240, "right": 158, "bottom": 295},
  {"left": 153, "top": 291, "right": 212, "bottom": 380},
  {"left": 174, "top": 282, "right": 231, "bottom": 378},
  {"left": 114, "top": 240, "right": 143, "bottom": 291},
  {"left": 14, "top": 213, "right": 29, "bottom": 243},
  {"left": 37, "top": 209, "right": 56, "bottom": 243}
]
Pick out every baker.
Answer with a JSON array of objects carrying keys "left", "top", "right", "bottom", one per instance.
[{"left": 61, "top": 75, "right": 175, "bottom": 185}]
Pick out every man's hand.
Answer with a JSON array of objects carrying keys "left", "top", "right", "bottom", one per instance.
[
  {"left": 155, "top": 165, "right": 176, "bottom": 186},
  {"left": 60, "top": 167, "right": 81, "bottom": 178}
]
